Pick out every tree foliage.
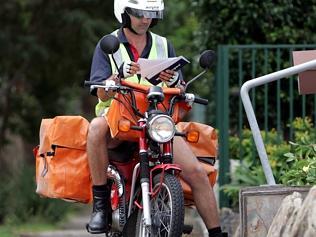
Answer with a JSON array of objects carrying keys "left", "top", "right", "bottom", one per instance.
[
  {"left": 0, "top": 0, "right": 117, "bottom": 223},
  {"left": 192, "top": 0, "right": 316, "bottom": 126},
  {"left": 0, "top": 0, "right": 116, "bottom": 149},
  {"left": 194, "top": 0, "right": 316, "bottom": 48}
]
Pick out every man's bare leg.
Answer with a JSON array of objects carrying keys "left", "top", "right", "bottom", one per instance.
[
  {"left": 173, "top": 136, "right": 221, "bottom": 229},
  {"left": 86, "top": 116, "right": 120, "bottom": 234},
  {"left": 87, "top": 117, "right": 122, "bottom": 185},
  {"left": 87, "top": 117, "right": 109, "bottom": 185}
]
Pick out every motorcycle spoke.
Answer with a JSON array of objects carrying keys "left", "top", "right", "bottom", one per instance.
[
  {"left": 151, "top": 186, "right": 173, "bottom": 236},
  {"left": 136, "top": 174, "right": 183, "bottom": 237}
]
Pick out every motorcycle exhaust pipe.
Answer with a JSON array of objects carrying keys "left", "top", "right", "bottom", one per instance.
[
  {"left": 106, "top": 165, "right": 126, "bottom": 231},
  {"left": 107, "top": 165, "right": 124, "bottom": 196}
]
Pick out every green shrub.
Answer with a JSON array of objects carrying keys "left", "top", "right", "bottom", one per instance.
[
  {"left": 224, "top": 117, "right": 316, "bottom": 208},
  {"left": 281, "top": 118, "right": 316, "bottom": 185}
]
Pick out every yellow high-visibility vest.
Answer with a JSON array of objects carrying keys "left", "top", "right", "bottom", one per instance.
[{"left": 95, "top": 29, "right": 168, "bottom": 117}]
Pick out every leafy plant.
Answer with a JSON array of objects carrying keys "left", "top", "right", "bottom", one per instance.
[
  {"left": 224, "top": 117, "right": 316, "bottom": 208},
  {"left": 280, "top": 118, "right": 316, "bottom": 185}
]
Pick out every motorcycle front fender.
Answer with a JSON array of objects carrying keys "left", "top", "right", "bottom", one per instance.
[{"left": 149, "top": 164, "right": 182, "bottom": 196}]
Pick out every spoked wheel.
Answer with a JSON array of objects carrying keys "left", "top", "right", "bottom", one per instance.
[{"left": 135, "top": 173, "right": 184, "bottom": 237}]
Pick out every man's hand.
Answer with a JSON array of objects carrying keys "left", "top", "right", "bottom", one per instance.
[
  {"left": 97, "top": 75, "right": 118, "bottom": 101},
  {"left": 119, "top": 61, "right": 140, "bottom": 78},
  {"left": 159, "top": 70, "right": 179, "bottom": 87}
]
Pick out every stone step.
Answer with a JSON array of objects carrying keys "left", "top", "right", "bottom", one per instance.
[{"left": 240, "top": 185, "right": 311, "bottom": 237}]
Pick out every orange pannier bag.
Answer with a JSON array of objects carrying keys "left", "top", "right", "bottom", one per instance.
[
  {"left": 176, "top": 122, "right": 218, "bottom": 202},
  {"left": 106, "top": 80, "right": 191, "bottom": 141},
  {"left": 34, "top": 116, "right": 92, "bottom": 203}
]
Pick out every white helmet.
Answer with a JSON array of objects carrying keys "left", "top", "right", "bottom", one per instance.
[{"left": 114, "top": 0, "right": 164, "bottom": 23}]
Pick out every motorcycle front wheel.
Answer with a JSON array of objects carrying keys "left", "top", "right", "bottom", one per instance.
[{"left": 135, "top": 173, "right": 184, "bottom": 237}]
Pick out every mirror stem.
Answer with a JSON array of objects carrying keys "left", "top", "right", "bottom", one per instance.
[
  {"left": 111, "top": 54, "right": 120, "bottom": 72},
  {"left": 110, "top": 54, "right": 122, "bottom": 83},
  {"left": 185, "top": 70, "right": 207, "bottom": 91}
]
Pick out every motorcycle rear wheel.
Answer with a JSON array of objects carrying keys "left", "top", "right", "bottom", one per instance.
[{"left": 135, "top": 173, "right": 184, "bottom": 237}]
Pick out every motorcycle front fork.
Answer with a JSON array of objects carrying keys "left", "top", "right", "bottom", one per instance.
[
  {"left": 127, "top": 162, "right": 152, "bottom": 229},
  {"left": 139, "top": 148, "right": 152, "bottom": 228},
  {"left": 141, "top": 180, "right": 152, "bottom": 227}
]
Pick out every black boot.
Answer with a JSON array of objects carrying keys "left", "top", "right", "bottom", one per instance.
[
  {"left": 208, "top": 227, "right": 228, "bottom": 237},
  {"left": 86, "top": 182, "right": 112, "bottom": 234},
  {"left": 210, "top": 233, "right": 228, "bottom": 237}
]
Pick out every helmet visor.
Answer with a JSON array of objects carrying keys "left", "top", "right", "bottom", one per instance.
[{"left": 126, "top": 7, "right": 163, "bottom": 19}]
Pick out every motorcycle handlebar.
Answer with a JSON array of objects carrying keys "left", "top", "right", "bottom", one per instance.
[
  {"left": 84, "top": 81, "right": 105, "bottom": 87},
  {"left": 182, "top": 93, "right": 208, "bottom": 106},
  {"left": 85, "top": 80, "right": 209, "bottom": 105},
  {"left": 193, "top": 96, "right": 209, "bottom": 105}
]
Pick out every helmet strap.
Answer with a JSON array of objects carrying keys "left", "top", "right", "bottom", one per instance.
[
  {"left": 121, "top": 12, "right": 140, "bottom": 35},
  {"left": 150, "top": 19, "right": 158, "bottom": 28}
]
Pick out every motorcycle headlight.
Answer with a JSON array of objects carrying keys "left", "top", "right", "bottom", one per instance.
[{"left": 147, "top": 115, "right": 175, "bottom": 143}]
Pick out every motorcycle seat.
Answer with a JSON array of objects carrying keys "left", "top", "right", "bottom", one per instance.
[{"left": 108, "top": 141, "right": 138, "bottom": 163}]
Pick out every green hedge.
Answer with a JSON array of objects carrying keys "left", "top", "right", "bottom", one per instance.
[{"left": 224, "top": 117, "right": 316, "bottom": 208}]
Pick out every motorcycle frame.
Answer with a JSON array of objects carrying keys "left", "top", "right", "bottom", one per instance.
[{"left": 126, "top": 116, "right": 182, "bottom": 229}]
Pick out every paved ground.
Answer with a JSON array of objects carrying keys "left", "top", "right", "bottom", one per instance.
[{"left": 20, "top": 206, "right": 207, "bottom": 237}]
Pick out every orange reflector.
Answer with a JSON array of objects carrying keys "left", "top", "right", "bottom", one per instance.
[
  {"left": 118, "top": 119, "right": 131, "bottom": 132},
  {"left": 186, "top": 131, "right": 199, "bottom": 143}
]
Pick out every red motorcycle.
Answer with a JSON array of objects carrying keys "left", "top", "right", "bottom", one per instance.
[{"left": 84, "top": 35, "right": 216, "bottom": 237}]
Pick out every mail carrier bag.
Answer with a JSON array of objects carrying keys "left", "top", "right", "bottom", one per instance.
[
  {"left": 34, "top": 116, "right": 92, "bottom": 203},
  {"left": 176, "top": 122, "right": 218, "bottom": 202}
]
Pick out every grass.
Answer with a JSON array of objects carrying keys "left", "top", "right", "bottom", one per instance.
[
  {"left": 0, "top": 203, "right": 88, "bottom": 237},
  {"left": 0, "top": 218, "right": 57, "bottom": 237}
]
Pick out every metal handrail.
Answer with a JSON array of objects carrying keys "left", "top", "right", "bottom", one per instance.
[{"left": 240, "top": 59, "right": 316, "bottom": 185}]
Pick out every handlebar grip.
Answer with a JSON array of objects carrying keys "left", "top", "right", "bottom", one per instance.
[
  {"left": 194, "top": 96, "right": 208, "bottom": 105},
  {"left": 84, "top": 81, "right": 105, "bottom": 87}
]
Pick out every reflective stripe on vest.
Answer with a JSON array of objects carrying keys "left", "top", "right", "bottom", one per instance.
[{"left": 95, "top": 30, "right": 168, "bottom": 117}]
